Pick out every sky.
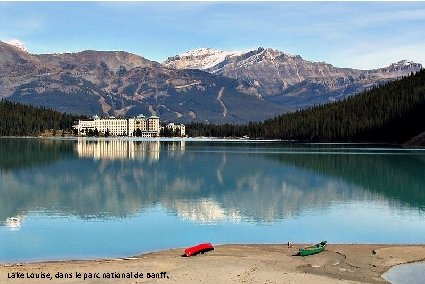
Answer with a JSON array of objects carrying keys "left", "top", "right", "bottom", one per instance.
[{"left": 0, "top": 1, "right": 424, "bottom": 69}]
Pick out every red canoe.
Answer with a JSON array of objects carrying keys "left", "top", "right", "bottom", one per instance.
[{"left": 184, "top": 243, "right": 214, "bottom": 257}]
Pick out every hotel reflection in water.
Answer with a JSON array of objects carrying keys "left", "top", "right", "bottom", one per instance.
[{"left": 75, "top": 139, "right": 185, "bottom": 161}]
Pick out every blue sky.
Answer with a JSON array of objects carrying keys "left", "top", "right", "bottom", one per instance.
[{"left": 0, "top": 1, "right": 424, "bottom": 69}]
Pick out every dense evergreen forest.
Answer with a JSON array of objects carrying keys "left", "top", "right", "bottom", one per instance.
[
  {"left": 2, "top": 69, "right": 425, "bottom": 143},
  {"left": 187, "top": 69, "right": 425, "bottom": 143},
  {"left": 0, "top": 100, "right": 79, "bottom": 136}
]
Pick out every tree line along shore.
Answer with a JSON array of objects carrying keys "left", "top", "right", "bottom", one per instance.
[{"left": 1, "top": 69, "right": 425, "bottom": 145}]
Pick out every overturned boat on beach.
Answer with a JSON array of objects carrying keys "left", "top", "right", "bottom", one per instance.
[
  {"left": 299, "top": 241, "right": 327, "bottom": 256},
  {"left": 184, "top": 243, "right": 214, "bottom": 257}
]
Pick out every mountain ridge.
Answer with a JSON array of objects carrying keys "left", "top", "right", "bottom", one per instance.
[
  {"left": 187, "top": 69, "right": 425, "bottom": 144},
  {"left": 1, "top": 41, "right": 284, "bottom": 124},
  {"left": 164, "top": 46, "right": 422, "bottom": 74},
  {"left": 165, "top": 47, "right": 422, "bottom": 100},
  {"left": 0, "top": 41, "right": 422, "bottom": 124}
]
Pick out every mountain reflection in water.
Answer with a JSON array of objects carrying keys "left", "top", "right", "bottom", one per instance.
[
  {"left": 1, "top": 139, "right": 424, "bottom": 227},
  {"left": 2, "top": 139, "right": 425, "bottom": 262}
]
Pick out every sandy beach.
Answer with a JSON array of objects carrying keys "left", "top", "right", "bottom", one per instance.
[{"left": 1, "top": 244, "right": 425, "bottom": 284}]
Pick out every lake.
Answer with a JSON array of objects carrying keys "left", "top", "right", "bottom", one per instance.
[
  {"left": 1, "top": 138, "right": 424, "bottom": 262},
  {"left": 383, "top": 261, "right": 425, "bottom": 284}
]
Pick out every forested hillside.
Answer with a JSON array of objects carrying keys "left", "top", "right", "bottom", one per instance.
[
  {"left": 2, "top": 68, "right": 425, "bottom": 143},
  {"left": 187, "top": 69, "right": 425, "bottom": 143},
  {"left": 0, "top": 100, "right": 78, "bottom": 136}
]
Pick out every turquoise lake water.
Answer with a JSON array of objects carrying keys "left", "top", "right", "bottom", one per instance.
[
  {"left": 0, "top": 138, "right": 424, "bottom": 262},
  {"left": 383, "top": 261, "right": 425, "bottom": 284}
]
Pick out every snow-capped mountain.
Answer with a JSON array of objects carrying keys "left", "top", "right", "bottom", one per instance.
[
  {"left": 4, "top": 39, "right": 28, "bottom": 52},
  {"left": 164, "top": 47, "right": 422, "bottom": 104},
  {"left": 1, "top": 40, "right": 422, "bottom": 124},
  {"left": 369, "top": 60, "right": 423, "bottom": 77},
  {"left": 164, "top": 48, "right": 243, "bottom": 70},
  {"left": 0, "top": 41, "right": 283, "bottom": 124}
]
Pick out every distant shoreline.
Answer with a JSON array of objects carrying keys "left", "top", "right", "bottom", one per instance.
[{"left": 0, "top": 135, "right": 414, "bottom": 145}]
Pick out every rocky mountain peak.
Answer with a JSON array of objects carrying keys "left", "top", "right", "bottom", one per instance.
[
  {"left": 383, "top": 60, "right": 422, "bottom": 72},
  {"left": 178, "top": 47, "right": 223, "bottom": 57},
  {"left": 164, "top": 47, "right": 307, "bottom": 71},
  {"left": 235, "top": 47, "right": 303, "bottom": 66},
  {"left": 3, "top": 39, "right": 28, "bottom": 52},
  {"left": 262, "top": 48, "right": 282, "bottom": 59},
  {"left": 165, "top": 47, "right": 422, "bottom": 98},
  {"left": 1, "top": 43, "right": 423, "bottom": 124},
  {"left": 368, "top": 60, "right": 422, "bottom": 79},
  {"left": 164, "top": 47, "right": 243, "bottom": 70},
  {"left": 37, "top": 50, "right": 157, "bottom": 73}
]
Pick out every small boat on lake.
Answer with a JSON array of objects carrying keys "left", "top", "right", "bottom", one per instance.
[
  {"left": 184, "top": 243, "right": 214, "bottom": 257},
  {"left": 299, "top": 241, "right": 327, "bottom": 256}
]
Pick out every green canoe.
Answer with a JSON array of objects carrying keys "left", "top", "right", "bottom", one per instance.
[{"left": 299, "top": 241, "right": 327, "bottom": 256}]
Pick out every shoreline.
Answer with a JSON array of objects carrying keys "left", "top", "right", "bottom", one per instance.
[
  {"left": 1, "top": 244, "right": 425, "bottom": 283},
  {"left": 2, "top": 135, "right": 425, "bottom": 148},
  {"left": 1, "top": 135, "right": 420, "bottom": 147}
]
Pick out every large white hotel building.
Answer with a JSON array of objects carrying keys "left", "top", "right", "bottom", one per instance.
[
  {"left": 74, "top": 114, "right": 185, "bottom": 137},
  {"left": 74, "top": 114, "right": 160, "bottom": 137}
]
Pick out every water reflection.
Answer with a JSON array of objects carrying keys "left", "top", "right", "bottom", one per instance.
[
  {"left": 4, "top": 216, "right": 24, "bottom": 231},
  {"left": 173, "top": 199, "right": 243, "bottom": 223},
  {"left": 0, "top": 139, "right": 425, "bottom": 229},
  {"left": 272, "top": 151, "right": 425, "bottom": 210},
  {"left": 76, "top": 139, "right": 163, "bottom": 161},
  {"left": 0, "top": 138, "right": 74, "bottom": 171}
]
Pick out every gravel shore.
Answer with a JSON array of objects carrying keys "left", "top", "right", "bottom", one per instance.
[{"left": 1, "top": 244, "right": 425, "bottom": 283}]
